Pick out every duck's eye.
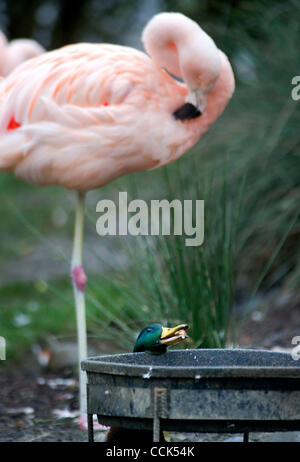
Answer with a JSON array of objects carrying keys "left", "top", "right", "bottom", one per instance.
[{"left": 147, "top": 328, "right": 152, "bottom": 332}]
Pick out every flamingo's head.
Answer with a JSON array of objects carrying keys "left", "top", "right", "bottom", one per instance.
[{"left": 142, "top": 12, "right": 222, "bottom": 115}]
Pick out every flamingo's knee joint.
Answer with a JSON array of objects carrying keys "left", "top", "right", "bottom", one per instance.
[{"left": 71, "top": 265, "right": 87, "bottom": 292}]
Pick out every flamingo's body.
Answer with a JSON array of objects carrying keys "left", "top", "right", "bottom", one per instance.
[
  {"left": 0, "top": 37, "right": 234, "bottom": 190},
  {"left": 0, "top": 30, "right": 44, "bottom": 77},
  {"left": 0, "top": 13, "right": 234, "bottom": 427}
]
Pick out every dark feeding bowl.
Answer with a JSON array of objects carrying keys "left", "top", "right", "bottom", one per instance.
[{"left": 81, "top": 349, "right": 300, "bottom": 442}]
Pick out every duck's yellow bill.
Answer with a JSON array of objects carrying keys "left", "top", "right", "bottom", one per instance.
[{"left": 160, "top": 323, "right": 189, "bottom": 346}]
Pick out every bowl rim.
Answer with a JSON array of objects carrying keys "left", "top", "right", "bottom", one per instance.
[{"left": 81, "top": 348, "right": 300, "bottom": 379}]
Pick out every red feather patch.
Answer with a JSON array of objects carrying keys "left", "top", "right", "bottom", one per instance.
[{"left": 7, "top": 116, "right": 21, "bottom": 131}]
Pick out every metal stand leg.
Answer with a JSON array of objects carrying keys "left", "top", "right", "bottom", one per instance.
[
  {"left": 153, "top": 388, "right": 168, "bottom": 443},
  {"left": 243, "top": 432, "right": 249, "bottom": 443},
  {"left": 153, "top": 411, "right": 160, "bottom": 443},
  {"left": 88, "top": 413, "right": 94, "bottom": 442}
]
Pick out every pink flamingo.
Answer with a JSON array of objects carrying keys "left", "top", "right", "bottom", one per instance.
[
  {"left": 0, "top": 30, "right": 44, "bottom": 77},
  {"left": 0, "top": 12, "right": 234, "bottom": 427}
]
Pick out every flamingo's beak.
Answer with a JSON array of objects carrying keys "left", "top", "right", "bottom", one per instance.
[
  {"left": 159, "top": 324, "right": 189, "bottom": 346},
  {"left": 186, "top": 89, "right": 207, "bottom": 114}
]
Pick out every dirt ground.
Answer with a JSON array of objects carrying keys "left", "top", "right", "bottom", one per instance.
[
  {"left": 0, "top": 364, "right": 87, "bottom": 442},
  {"left": 236, "top": 290, "right": 300, "bottom": 349},
  {"left": 1, "top": 289, "right": 299, "bottom": 443}
]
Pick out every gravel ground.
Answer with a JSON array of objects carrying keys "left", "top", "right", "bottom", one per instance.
[{"left": 0, "top": 365, "right": 87, "bottom": 442}]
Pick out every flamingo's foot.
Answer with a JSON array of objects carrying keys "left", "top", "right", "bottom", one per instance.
[
  {"left": 71, "top": 266, "right": 87, "bottom": 292},
  {"left": 79, "top": 413, "right": 109, "bottom": 431}
]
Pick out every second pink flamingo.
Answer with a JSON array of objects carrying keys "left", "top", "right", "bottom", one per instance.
[{"left": 0, "top": 30, "right": 44, "bottom": 77}]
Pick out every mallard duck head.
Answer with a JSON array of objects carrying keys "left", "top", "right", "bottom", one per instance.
[{"left": 133, "top": 323, "right": 189, "bottom": 354}]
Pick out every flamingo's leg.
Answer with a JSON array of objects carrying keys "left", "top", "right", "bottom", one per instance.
[{"left": 71, "top": 190, "right": 88, "bottom": 428}]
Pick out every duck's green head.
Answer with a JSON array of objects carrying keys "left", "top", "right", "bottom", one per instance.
[{"left": 133, "top": 323, "right": 189, "bottom": 355}]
